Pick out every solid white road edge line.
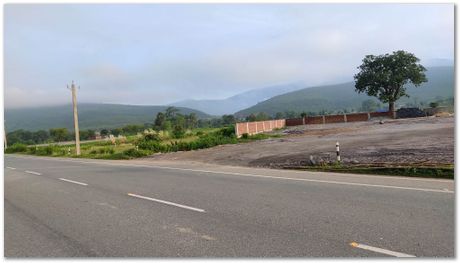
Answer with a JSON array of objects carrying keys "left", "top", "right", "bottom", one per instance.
[
  {"left": 6, "top": 167, "right": 16, "bottom": 170},
  {"left": 140, "top": 166, "right": 455, "bottom": 194},
  {"left": 58, "top": 178, "right": 88, "bottom": 186},
  {"left": 350, "top": 242, "right": 416, "bottom": 257},
  {"left": 127, "top": 193, "right": 205, "bottom": 213},
  {"left": 24, "top": 170, "right": 41, "bottom": 175},
  {"left": 7, "top": 154, "right": 452, "bottom": 183},
  {"left": 7, "top": 156, "right": 453, "bottom": 194}
]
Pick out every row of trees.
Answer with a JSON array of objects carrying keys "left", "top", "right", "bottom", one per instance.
[
  {"left": 154, "top": 107, "right": 198, "bottom": 131},
  {"left": 7, "top": 128, "right": 97, "bottom": 145},
  {"left": 7, "top": 124, "right": 152, "bottom": 145}
]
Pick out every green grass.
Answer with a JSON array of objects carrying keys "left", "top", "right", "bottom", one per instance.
[{"left": 6, "top": 127, "right": 281, "bottom": 160}]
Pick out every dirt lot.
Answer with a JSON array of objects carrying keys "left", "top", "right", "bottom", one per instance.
[{"left": 144, "top": 116, "right": 454, "bottom": 168}]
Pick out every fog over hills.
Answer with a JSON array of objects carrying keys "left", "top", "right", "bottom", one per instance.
[
  {"left": 5, "top": 63, "right": 454, "bottom": 132},
  {"left": 5, "top": 103, "right": 210, "bottom": 132},
  {"left": 170, "top": 83, "right": 306, "bottom": 115}
]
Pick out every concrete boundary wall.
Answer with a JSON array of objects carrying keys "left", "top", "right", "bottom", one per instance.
[
  {"left": 235, "top": 119, "right": 285, "bottom": 137},
  {"left": 235, "top": 111, "right": 391, "bottom": 136},
  {"left": 286, "top": 111, "right": 391, "bottom": 127}
]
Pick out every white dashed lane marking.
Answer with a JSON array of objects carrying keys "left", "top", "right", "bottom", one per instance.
[
  {"left": 350, "top": 242, "right": 416, "bottom": 257},
  {"left": 128, "top": 193, "right": 206, "bottom": 213},
  {"left": 24, "top": 170, "right": 41, "bottom": 175},
  {"left": 58, "top": 178, "right": 88, "bottom": 186}
]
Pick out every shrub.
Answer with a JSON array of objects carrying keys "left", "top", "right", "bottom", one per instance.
[
  {"left": 184, "top": 129, "right": 193, "bottom": 137},
  {"left": 136, "top": 140, "right": 165, "bottom": 152},
  {"left": 34, "top": 145, "right": 55, "bottom": 156},
  {"left": 172, "top": 125, "right": 185, "bottom": 139},
  {"left": 191, "top": 132, "right": 237, "bottom": 150},
  {"left": 121, "top": 148, "right": 150, "bottom": 158},
  {"left": 133, "top": 126, "right": 238, "bottom": 156},
  {"left": 5, "top": 143, "right": 28, "bottom": 153},
  {"left": 430, "top": 102, "right": 439, "bottom": 108},
  {"left": 158, "top": 130, "right": 170, "bottom": 140},
  {"left": 217, "top": 126, "right": 235, "bottom": 137},
  {"left": 143, "top": 133, "right": 161, "bottom": 142},
  {"left": 27, "top": 146, "right": 37, "bottom": 154},
  {"left": 241, "top": 133, "right": 249, "bottom": 139},
  {"left": 96, "top": 147, "right": 115, "bottom": 155}
]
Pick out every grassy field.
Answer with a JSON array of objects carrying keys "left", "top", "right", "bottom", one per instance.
[{"left": 6, "top": 127, "right": 281, "bottom": 160}]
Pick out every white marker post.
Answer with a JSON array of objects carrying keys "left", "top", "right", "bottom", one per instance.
[{"left": 336, "top": 141, "right": 341, "bottom": 163}]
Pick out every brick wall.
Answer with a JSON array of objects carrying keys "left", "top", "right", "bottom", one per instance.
[
  {"left": 370, "top": 111, "right": 391, "bottom": 118},
  {"left": 237, "top": 111, "right": 390, "bottom": 134},
  {"left": 235, "top": 119, "right": 286, "bottom": 137},
  {"left": 285, "top": 118, "right": 304, "bottom": 126},
  {"left": 306, "top": 116, "right": 324, "bottom": 125},
  {"left": 324, "top": 114, "right": 345, "bottom": 123},
  {"left": 286, "top": 111, "right": 390, "bottom": 127},
  {"left": 346, "top": 112, "right": 369, "bottom": 122}
]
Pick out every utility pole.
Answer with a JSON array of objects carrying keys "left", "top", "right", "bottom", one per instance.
[
  {"left": 68, "top": 81, "right": 81, "bottom": 155},
  {"left": 4, "top": 123, "right": 7, "bottom": 150}
]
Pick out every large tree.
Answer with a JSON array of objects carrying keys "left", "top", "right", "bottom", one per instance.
[
  {"left": 186, "top": 113, "right": 198, "bottom": 129},
  {"left": 354, "top": 50, "right": 427, "bottom": 117},
  {"left": 154, "top": 112, "right": 166, "bottom": 130},
  {"left": 49, "top": 128, "right": 69, "bottom": 142},
  {"left": 165, "top": 106, "right": 179, "bottom": 119}
]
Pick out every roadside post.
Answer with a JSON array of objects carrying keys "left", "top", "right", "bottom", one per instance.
[
  {"left": 336, "top": 141, "right": 341, "bottom": 163},
  {"left": 67, "top": 81, "right": 81, "bottom": 156}
]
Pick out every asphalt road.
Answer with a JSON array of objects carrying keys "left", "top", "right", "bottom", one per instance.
[{"left": 4, "top": 154, "right": 455, "bottom": 257}]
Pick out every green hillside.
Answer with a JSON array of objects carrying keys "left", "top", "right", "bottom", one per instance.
[
  {"left": 5, "top": 103, "right": 211, "bottom": 132},
  {"left": 235, "top": 66, "right": 454, "bottom": 117}
]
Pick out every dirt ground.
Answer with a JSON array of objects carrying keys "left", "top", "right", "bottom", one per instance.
[{"left": 144, "top": 116, "right": 454, "bottom": 169}]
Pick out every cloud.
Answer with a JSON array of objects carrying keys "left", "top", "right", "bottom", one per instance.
[{"left": 4, "top": 4, "right": 454, "bottom": 108}]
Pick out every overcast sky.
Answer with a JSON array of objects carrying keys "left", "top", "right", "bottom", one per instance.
[{"left": 5, "top": 4, "right": 454, "bottom": 108}]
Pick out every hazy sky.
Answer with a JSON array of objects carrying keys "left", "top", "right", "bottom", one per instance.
[{"left": 5, "top": 4, "right": 454, "bottom": 108}]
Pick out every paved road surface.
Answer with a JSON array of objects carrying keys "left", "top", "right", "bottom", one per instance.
[{"left": 4, "top": 155, "right": 454, "bottom": 257}]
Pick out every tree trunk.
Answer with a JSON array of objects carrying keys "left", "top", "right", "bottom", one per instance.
[{"left": 389, "top": 101, "right": 396, "bottom": 119}]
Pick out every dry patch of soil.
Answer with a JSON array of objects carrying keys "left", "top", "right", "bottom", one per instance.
[{"left": 143, "top": 116, "right": 454, "bottom": 169}]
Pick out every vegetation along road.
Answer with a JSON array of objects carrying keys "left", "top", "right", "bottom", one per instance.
[{"left": 148, "top": 116, "right": 454, "bottom": 177}]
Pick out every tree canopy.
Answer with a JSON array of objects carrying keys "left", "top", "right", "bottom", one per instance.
[{"left": 354, "top": 50, "right": 427, "bottom": 115}]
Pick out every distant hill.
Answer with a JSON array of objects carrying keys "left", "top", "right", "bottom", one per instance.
[
  {"left": 235, "top": 66, "right": 454, "bottom": 117},
  {"left": 171, "top": 83, "right": 305, "bottom": 115},
  {"left": 5, "top": 103, "right": 211, "bottom": 132}
]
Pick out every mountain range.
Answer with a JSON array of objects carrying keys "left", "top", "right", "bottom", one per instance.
[
  {"left": 5, "top": 65, "right": 454, "bottom": 132},
  {"left": 235, "top": 66, "right": 454, "bottom": 117},
  {"left": 5, "top": 103, "right": 210, "bottom": 132},
  {"left": 170, "top": 83, "right": 306, "bottom": 115}
]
